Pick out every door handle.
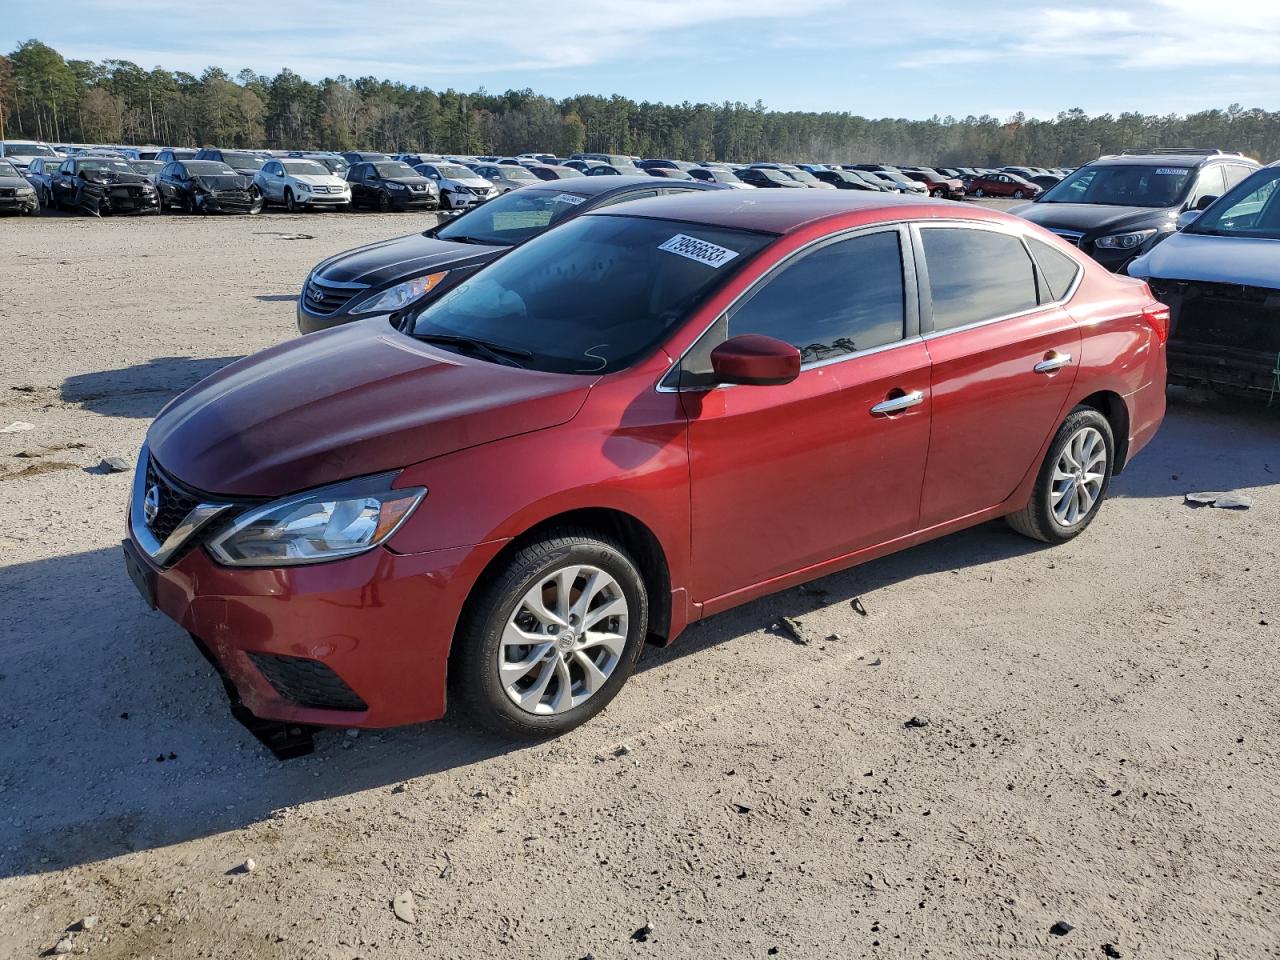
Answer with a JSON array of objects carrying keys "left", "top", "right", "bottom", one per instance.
[
  {"left": 1033, "top": 352, "right": 1072, "bottom": 373},
  {"left": 870, "top": 390, "right": 925, "bottom": 415}
]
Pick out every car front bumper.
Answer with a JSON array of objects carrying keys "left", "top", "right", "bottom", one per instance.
[
  {"left": 0, "top": 195, "right": 39, "bottom": 213},
  {"left": 124, "top": 518, "right": 507, "bottom": 729}
]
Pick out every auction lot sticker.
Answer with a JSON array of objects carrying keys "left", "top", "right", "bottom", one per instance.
[
  {"left": 553, "top": 193, "right": 586, "bottom": 205},
  {"left": 658, "top": 234, "right": 740, "bottom": 267},
  {"left": 1155, "top": 168, "right": 1190, "bottom": 175}
]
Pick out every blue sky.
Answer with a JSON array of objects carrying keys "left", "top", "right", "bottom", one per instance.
[{"left": 5, "top": 0, "right": 1278, "bottom": 118}]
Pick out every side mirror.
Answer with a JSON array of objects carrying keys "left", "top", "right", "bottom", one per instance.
[
  {"left": 710, "top": 335, "right": 801, "bottom": 386},
  {"left": 1195, "top": 194, "right": 1218, "bottom": 211},
  {"left": 1176, "top": 209, "right": 1202, "bottom": 231}
]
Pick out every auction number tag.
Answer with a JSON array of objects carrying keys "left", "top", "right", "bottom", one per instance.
[
  {"left": 658, "top": 234, "right": 740, "bottom": 268},
  {"left": 553, "top": 193, "right": 586, "bottom": 205},
  {"left": 1155, "top": 168, "right": 1190, "bottom": 176}
]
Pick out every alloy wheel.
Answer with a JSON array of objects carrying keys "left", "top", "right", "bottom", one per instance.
[
  {"left": 1051, "top": 426, "right": 1107, "bottom": 526},
  {"left": 498, "top": 564, "right": 629, "bottom": 716}
]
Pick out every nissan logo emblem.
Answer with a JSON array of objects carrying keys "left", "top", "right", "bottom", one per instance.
[{"left": 143, "top": 484, "right": 161, "bottom": 526}]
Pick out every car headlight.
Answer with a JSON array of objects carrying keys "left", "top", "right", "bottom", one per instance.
[
  {"left": 348, "top": 271, "right": 449, "bottom": 315},
  {"left": 387, "top": 182, "right": 407, "bottom": 191},
  {"left": 1095, "top": 229, "right": 1158, "bottom": 250},
  {"left": 206, "top": 472, "right": 426, "bottom": 567},
  {"left": 16, "top": 186, "right": 34, "bottom": 195}
]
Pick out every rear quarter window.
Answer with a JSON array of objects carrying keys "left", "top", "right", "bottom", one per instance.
[
  {"left": 921, "top": 227, "right": 1040, "bottom": 331},
  {"left": 1027, "top": 237, "right": 1082, "bottom": 302}
]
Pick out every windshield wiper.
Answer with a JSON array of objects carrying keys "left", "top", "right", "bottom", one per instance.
[
  {"left": 410, "top": 332, "right": 532, "bottom": 367},
  {"left": 439, "top": 234, "right": 506, "bottom": 246}
]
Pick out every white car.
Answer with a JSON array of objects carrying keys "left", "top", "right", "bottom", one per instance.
[
  {"left": 252, "top": 158, "right": 352, "bottom": 212},
  {"left": 1128, "top": 161, "right": 1280, "bottom": 397},
  {"left": 0, "top": 139, "right": 60, "bottom": 171},
  {"left": 413, "top": 162, "right": 499, "bottom": 211}
]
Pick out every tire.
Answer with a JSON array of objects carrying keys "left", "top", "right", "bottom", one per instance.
[
  {"left": 449, "top": 528, "right": 649, "bottom": 739},
  {"left": 1013, "top": 190, "right": 1025, "bottom": 199},
  {"left": 249, "top": 187, "right": 264, "bottom": 215},
  {"left": 377, "top": 191, "right": 391, "bottom": 212},
  {"left": 931, "top": 188, "right": 943, "bottom": 198},
  {"left": 1006, "top": 406, "right": 1115, "bottom": 544},
  {"left": 285, "top": 188, "right": 297, "bottom": 212}
]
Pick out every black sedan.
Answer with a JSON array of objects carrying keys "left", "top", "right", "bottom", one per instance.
[
  {"left": 49, "top": 156, "right": 160, "bottom": 215},
  {"left": 345, "top": 160, "right": 440, "bottom": 212},
  {"left": 155, "top": 160, "right": 256, "bottom": 214},
  {"left": 298, "top": 175, "right": 712, "bottom": 333},
  {"left": 735, "top": 167, "right": 807, "bottom": 189},
  {"left": 812, "top": 169, "right": 880, "bottom": 191},
  {"left": 0, "top": 159, "right": 40, "bottom": 215},
  {"left": 193, "top": 148, "right": 268, "bottom": 178}
]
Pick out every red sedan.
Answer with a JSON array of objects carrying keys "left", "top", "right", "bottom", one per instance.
[
  {"left": 123, "top": 191, "right": 1167, "bottom": 744},
  {"left": 967, "top": 171, "right": 1042, "bottom": 199}
]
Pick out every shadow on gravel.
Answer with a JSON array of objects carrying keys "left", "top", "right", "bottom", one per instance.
[
  {"left": 1, "top": 398, "right": 1275, "bottom": 879},
  {"left": 255, "top": 294, "right": 297, "bottom": 302},
  {"left": 61, "top": 356, "right": 243, "bottom": 418},
  {"left": 0, "top": 542, "right": 518, "bottom": 879},
  {"left": 1107, "top": 388, "right": 1278, "bottom": 502}
]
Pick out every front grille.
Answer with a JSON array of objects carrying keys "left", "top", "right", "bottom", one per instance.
[
  {"left": 1164, "top": 280, "right": 1280, "bottom": 353},
  {"left": 214, "top": 189, "right": 251, "bottom": 202},
  {"left": 0, "top": 188, "right": 14, "bottom": 198},
  {"left": 248, "top": 654, "right": 368, "bottom": 711},
  {"left": 302, "top": 275, "right": 367, "bottom": 315},
  {"left": 1050, "top": 229, "right": 1084, "bottom": 247},
  {"left": 144, "top": 458, "right": 200, "bottom": 545}
]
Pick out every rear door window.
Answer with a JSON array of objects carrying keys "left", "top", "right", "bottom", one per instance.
[{"left": 920, "top": 227, "right": 1040, "bottom": 331}]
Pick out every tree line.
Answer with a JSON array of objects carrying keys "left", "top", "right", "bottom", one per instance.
[{"left": 3, "top": 39, "right": 1279, "bottom": 166}]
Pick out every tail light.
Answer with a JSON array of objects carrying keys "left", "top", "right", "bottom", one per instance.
[{"left": 1141, "top": 300, "right": 1171, "bottom": 344}]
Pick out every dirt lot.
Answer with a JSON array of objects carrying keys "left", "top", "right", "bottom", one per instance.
[{"left": 0, "top": 207, "right": 1277, "bottom": 960}]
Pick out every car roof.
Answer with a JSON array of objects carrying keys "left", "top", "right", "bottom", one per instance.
[
  {"left": 525, "top": 174, "right": 701, "bottom": 196},
  {"left": 1091, "top": 152, "right": 1245, "bottom": 167},
  {"left": 583, "top": 189, "right": 1010, "bottom": 234}
]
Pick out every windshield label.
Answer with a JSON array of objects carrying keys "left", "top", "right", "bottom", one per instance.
[
  {"left": 552, "top": 193, "right": 585, "bottom": 205},
  {"left": 1155, "top": 168, "right": 1190, "bottom": 176},
  {"left": 658, "top": 234, "right": 740, "bottom": 268}
]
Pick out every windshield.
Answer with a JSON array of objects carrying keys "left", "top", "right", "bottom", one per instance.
[
  {"left": 186, "top": 161, "right": 237, "bottom": 175},
  {"left": 410, "top": 215, "right": 772, "bottom": 374},
  {"left": 710, "top": 170, "right": 742, "bottom": 183},
  {"left": 6, "top": 143, "right": 57, "bottom": 157},
  {"left": 1039, "top": 163, "right": 1192, "bottom": 207},
  {"left": 315, "top": 156, "right": 347, "bottom": 172},
  {"left": 130, "top": 160, "right": 162, "bottom": 173},
  {"left": 0, "top": 160, "right": 19, "bottom": 177},
  {"left": 1187, "top": 168, "right": 1280, "bottom": 240},
  {"left": 500, "top": 166, "right": 537, "bottom": 180},
  {"left": 374, "top": 161, "right": 416, "bottom": 178},
  {"left": 80, "top": 159, "right": 136, "bottom": 175},
  {"left": 221, "top": 152, "right": 265, "bottom": 170},
  {"left": 283, "top": 161, "right": 328, "bottom": 176},
  {"left": 435, "top": 188, "right": 590, "bottom": 245},
  {"left": 550, "top": 166, "right": 585, "bottom": 178},
  {"left": 168, "top": 149, "right": 197, "bottom": 160},
  {"left": 787, "top": 170, "right": 821, "bottom": 185},
  {"left": 435, "top": 164, "right": 475, "bottom": 179}
]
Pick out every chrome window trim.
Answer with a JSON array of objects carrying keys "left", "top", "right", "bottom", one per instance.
[{"left": 655, "top": 221, "right": 918, "bottom": 393}]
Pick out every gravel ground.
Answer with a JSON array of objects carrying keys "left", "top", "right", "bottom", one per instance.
[{"left": 0, "top": 206, "right": 1277, "bottom": 960}]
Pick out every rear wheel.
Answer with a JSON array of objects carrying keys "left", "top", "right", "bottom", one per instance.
[
  {"left": 449, "top": 529, "right": 649, "bottom": 738},
  {"left": 1006, "top": 407, "right": 1114, "bottom": 544},
  {"left": 973, "top": 187, "right": 985, "bottom": 198},
  {"left": 1013, "top": 189, "right": 1026, "bottom": 199}
]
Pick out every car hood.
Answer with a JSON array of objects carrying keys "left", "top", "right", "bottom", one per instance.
[
  {"left": 293, "top": 174, "right": 347, "bottom": 188},
  {"left": 195, "top": 174, "right": 251, "bottom": 190},
  {"left": 1127, "top": 232, "right": 1280, "bottom": 288},
  {"left": 445, "top": 177, "right": 492, "bottom": 188},
  {"left": 314, "top": 231, "right": 502, "bottom": 287},
  {"left": 83, "top": 171, "right": 151, "bottom": 186},
  {"left": 385, "top": 176, "right": 433, "bottom": 187},
  {"left": 1011, "top": 202, "right": 1178, "bottom": 236},
  {"left": 147, "top": 319, "right": 596, "bottom": 497},
  {"left": 0, "top": 175, "right": 28, "bottom": 188}
]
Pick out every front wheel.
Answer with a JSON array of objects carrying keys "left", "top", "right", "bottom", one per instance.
[
  {"left": 1006, "top": 407, "right": 1114, "bottom": 544},
  {"left": 285, "top": 188, "right": 298, "bottom": 212},
  {"left": 377, "top": 191, "right": 392, "bottom": 212},
  {"left": 931, "top": 188, "right": 943, "bottom": 198},
  {"left": 449, "top": 529, "right": 649, "bottom": 738},
  {"left": 249, "top": 187, "right": 264, "bottom": 215},
  {"left": 1013, "top": 189, "right": 1026, "bottom": 199}
]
